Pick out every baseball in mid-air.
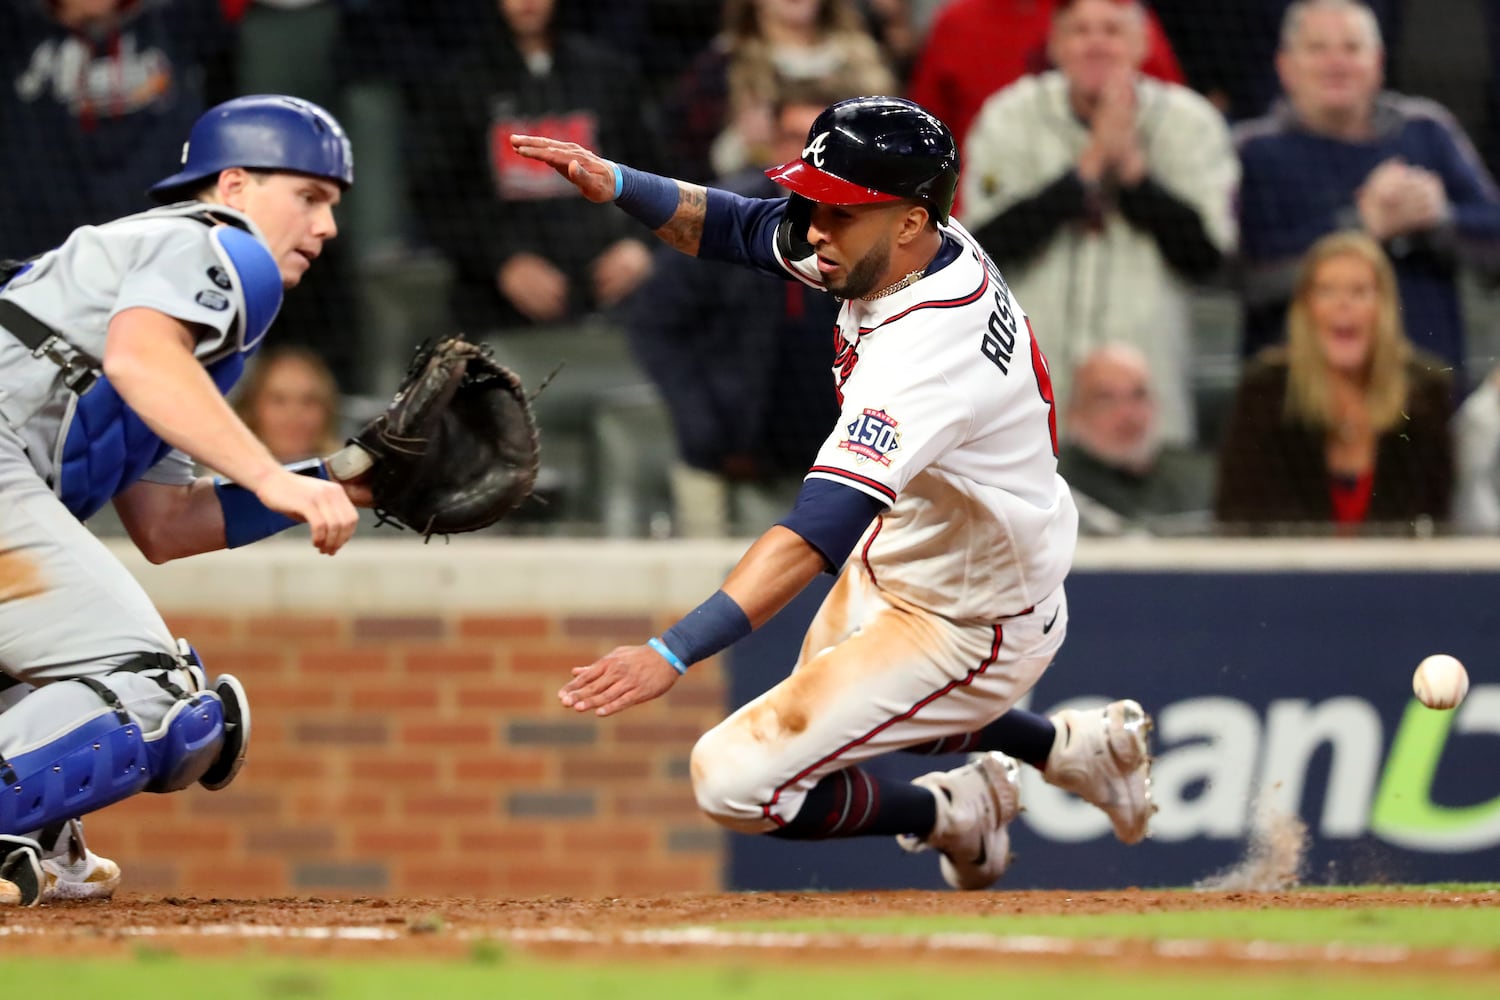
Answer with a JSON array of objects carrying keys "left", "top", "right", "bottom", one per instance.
[{"left": 1413, "top": 654, "right": 1469, "bottom": 710}]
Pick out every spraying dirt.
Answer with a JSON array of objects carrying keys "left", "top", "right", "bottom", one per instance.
[{"left": 1195, "top": 791, "right": 1310, "bottom": 892}]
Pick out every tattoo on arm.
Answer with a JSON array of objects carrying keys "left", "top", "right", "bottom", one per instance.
[{"left": 654, "top": 183, "right": 707, "bottom": 255}]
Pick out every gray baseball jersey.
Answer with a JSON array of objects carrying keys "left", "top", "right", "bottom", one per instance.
[
  {"left": 0, "top": 203, "right": 266, "bottom": 493},
  {"left": 0, "top": 201, "right": 278, "bottom": 677}
]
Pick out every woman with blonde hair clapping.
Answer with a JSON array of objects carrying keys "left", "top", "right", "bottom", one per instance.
[{"left": 1215, "top": 231, "right": 1453, "bottom": 534}]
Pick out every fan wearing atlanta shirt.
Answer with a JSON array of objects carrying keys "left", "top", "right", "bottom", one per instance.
[{"left": 513, "top": 97, "right": 1154, "bottom": 889}]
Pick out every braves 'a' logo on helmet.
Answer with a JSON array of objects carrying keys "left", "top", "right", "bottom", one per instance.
[
  {"left": 802, "top": 131, "right": 830, "bottom": 168},
  {"left": 769, "top": 97, "right": 960, "bottom": 223}
]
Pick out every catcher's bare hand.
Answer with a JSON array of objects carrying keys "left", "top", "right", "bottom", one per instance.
[
  {"left": 340, "top": 479, "right": 374, "bottom": 508},
  {"left": 510, "top": 134, "right": 617, "bottom": 203},
  {"left": 559, "top": 644, "right": 679, "bottom": 717},
  {"left": 255, "top": 469, "right": 358, "bottom": 555}
]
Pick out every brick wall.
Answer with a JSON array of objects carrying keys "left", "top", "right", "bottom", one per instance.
[
  {"left": 84, "top": 534, "right": 1498, "bottom": 897},
  {"left": 89, "top": 602, "right": 729, "bottom": 898}
]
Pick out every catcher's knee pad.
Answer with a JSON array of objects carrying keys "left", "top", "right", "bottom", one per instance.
[
  {"left": 197, "top": 672, "right": 250, "bottom": 791},
  {"left": 142, "top": 690, "right": 226, "bottom": 793},
  {"left": 689, "top": 726, "right": 781, "bottom": 834},
  {"left": 129, "top": 640, "right": 251, "bottom": 791},
  {"left": 148, "top": 640, "right": 250, "bottom": 792}
]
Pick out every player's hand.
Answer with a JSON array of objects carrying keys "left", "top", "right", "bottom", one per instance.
[
  {"left": 499, "top": 253, "right": 569, "bottom": 322},
  {"left": 1092, "top": 71, "right": 1138, "bottom": 169},
  {"left": 339, "top": 478, "right": 374, "bottom": 508},
  {"left": 592, "top": 238, "right": 653, "bottom": 305},
  {"left": 509, "top": 134, "right": 618, "bottom": 203},
  {"left": 253, "top": 469, "right": 359, "bottom": 555},
  {"left": 559, "top": 644, "right": 679, "bottom": 717},
  {"left": 1358, "top": 158, "right": 1409, "bottom": 239},
  {"left": 1388, "top": 168, "right": 1448, "bottom": 232}
]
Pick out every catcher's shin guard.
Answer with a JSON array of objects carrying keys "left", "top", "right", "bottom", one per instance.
[
  {"left": 0, "top": 684, "right": 154, "bottom": 835},
  {"left": 0, "top": 673, "right": 239, "bottom": 836}
]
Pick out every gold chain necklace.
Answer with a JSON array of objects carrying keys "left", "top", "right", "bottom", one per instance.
[{"left": 863, "top": 268, "right": 927, "bottom": 301}]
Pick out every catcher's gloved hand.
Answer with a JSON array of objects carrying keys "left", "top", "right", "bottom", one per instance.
[{"left": 327, "top": 337, "right": 539, "bottom": 538}]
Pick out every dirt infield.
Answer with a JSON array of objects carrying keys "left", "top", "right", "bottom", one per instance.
[{"left": 2, "top": 889, "right": 1496, "bottom": 973}]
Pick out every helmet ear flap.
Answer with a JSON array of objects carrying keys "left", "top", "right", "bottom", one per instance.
[
  {"left": 787, "top": 194, "right": 814, "bottom": 243},
  {"left": 778, "top": 193, "right": 816, "bottom": 258}
]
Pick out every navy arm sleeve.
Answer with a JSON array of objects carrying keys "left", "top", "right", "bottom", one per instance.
[
  {"left": 778, "top": 478, "right": 887, "bottom": 571},
  {"left": 699, "top": 188, "right": 793, "bottom": 279}
]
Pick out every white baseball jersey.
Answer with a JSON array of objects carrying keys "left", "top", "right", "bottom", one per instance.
[
  {"left": 690, "top": 196, "right": 1079, "bottom": 833},
  {"left": 778, "top": 220, "right": 1077, "bottom": 622}
]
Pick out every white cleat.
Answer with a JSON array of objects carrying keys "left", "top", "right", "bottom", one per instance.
[
  {"left": 898, "top": 751, "right": 1022, "bottom": 890},
  {"left": 40, "top": 851, "right": 121, "bottom": 903},
  {"left": 1045, "top": 699, "right": 1155, "bottom": 844},
  {"left": 38, "top": 819, "right": 120, "bottom": 903}
]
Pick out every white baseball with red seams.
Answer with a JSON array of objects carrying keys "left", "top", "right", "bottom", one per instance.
[{"left": 1413, "top": 654, "right": 1469, "bottom": 710}]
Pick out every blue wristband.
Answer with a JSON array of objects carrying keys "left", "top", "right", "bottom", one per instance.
[
  {"left": 648, "top": 637, "right": 689, "bottom": 676},
  {"left": 613, "top": 163, "right": 680, "bottom": 230},
  {"left": 660, "top": 589, "right": 754, "bottom": 669},
  {"left": 215, "top": 458, "right": 329, "bottom": 549}
]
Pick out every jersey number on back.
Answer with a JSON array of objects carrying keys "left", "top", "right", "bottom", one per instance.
[
  {"left": 1028, "top": 318, "right": 1059, "bottom": 457},
  {"left": 980, "top": 289, "right": 1058, "bottom": 456}
]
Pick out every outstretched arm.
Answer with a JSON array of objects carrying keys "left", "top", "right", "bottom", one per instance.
[
  {"left": 510, "top": 134, "right": 709, "bottom": 256},
  {"left": 558, "top": 526, "right": 827, "bottom": 717},
  {"left": 557, "top": 480, "right": 884, "bottom": 717},
  {"left": 104, "top": 307, "right": 359, "bottom": 556}
]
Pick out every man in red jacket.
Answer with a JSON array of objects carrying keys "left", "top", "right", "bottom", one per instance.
[{"left": 908, "top": 0, "right": 1185, "bottom": 156}]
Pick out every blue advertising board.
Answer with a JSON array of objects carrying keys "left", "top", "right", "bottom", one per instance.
[{"left": 726, "top": 569, "right": 1500, "bottom": 890}]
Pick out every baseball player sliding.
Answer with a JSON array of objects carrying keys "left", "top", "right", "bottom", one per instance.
[
  {"left": 515, "top": 96, "right": 1154, "bottom": 889},
  {"left": 0, "top": 96, "right": 367, "bottom": 907}
]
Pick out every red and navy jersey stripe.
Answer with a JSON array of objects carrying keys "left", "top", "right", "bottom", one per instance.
[
  {"left": 856, "top": 269, "right": 989, "bottom": 335},
  {"left": 808, "top": 465, "right": 897, "bottom": 503}
]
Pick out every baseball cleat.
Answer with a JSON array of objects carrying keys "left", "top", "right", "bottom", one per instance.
[
  {"left": 39, "top": 820, "right": 120, "bottom": 903},
  {"left": 1045, "top": 699, "right": 1155, "bottom": 844},
  {"left": 898, "top": 751, "right": 1022, "bottom": 890},
  {"left": 0, "top": 835, "right": 43, "bottom": 907}
]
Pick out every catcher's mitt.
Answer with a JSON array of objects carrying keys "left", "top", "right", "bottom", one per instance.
[{"left": 328, "top": 337, "right": 539, "bottom": 538}]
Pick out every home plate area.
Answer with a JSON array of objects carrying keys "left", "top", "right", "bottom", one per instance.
[{"left": 0, "top": 890, "right": 1495, "bottom": 974}]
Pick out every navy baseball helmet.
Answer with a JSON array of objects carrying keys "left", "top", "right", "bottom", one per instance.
[
  {"left": 766, "top": 96, "right": 959, "bottom": 223},
  {"left": 150, "top": 94, "right": 354, "bottom": 202}
]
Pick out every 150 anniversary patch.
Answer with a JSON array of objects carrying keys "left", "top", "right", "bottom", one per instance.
[{"left": 839, "top": 407, "right": 901, "bottom": 465}]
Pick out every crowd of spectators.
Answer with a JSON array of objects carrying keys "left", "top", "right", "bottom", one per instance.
[{"left": 6, "top": 0, "right": 1500, "bottom": 538}]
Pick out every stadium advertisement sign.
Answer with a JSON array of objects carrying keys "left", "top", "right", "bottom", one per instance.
[{"left": 727, "top": 570, "right": 1500, "bottom": 890}]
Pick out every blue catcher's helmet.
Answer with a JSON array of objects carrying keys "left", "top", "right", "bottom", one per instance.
[
  {"left": 150, "top": 94, "right": 354, "bottom": 202},
  {"left": 766, "top": 96, "right": 959, "bottom": 223}
]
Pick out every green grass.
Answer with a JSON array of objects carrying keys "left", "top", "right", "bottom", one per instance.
[
  {"left": 4, "top": 887, "right": 1497, "bottom": 998},
  {"left": 1, "top": 957, "right": 1495, "bottom": 1000},
  {"left": 724, "top": 906, "right": 1500, "bottom": 950}
]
